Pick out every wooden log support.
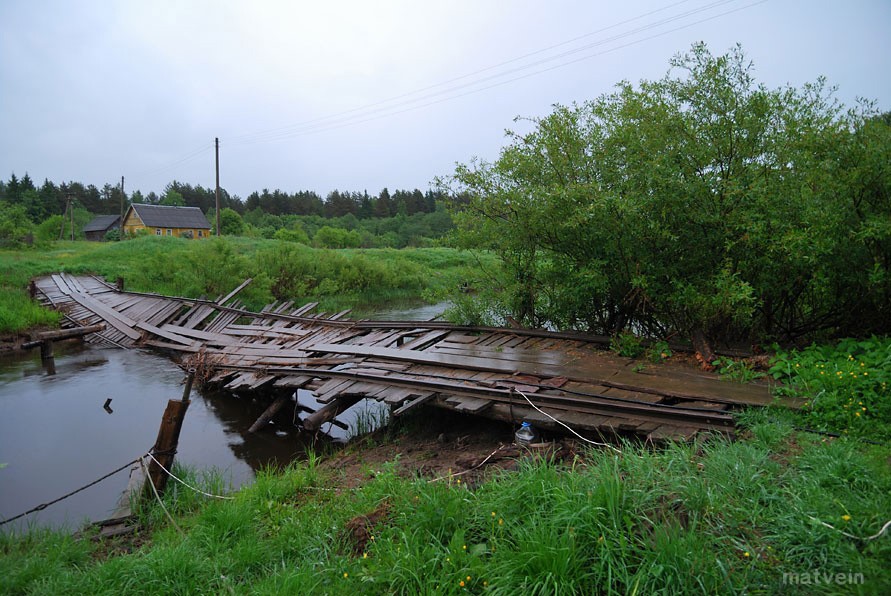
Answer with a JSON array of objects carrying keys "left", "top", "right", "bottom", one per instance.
[
  {"left": 248, "top": 394, "right": 293, "bottom": 433},
  {"left": 143, "top": 370, "right": 194, "bottom": 498},
  {"left": 302, "top": 395, "right": 362, "bottom": 432},
  {"left": 40, "top": 340, "right": 54, "bottom": 361},
  {"left": 116, "top": 276, "right": 124, "bottom": 292},
  {"left": 29, "top": 280, "right": 36, "bottom": 299},
  {"left": 22, "top": 324, "right": 106, "bottom": 349}
]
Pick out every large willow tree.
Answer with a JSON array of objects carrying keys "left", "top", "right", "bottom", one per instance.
[{"left": 442, "top": 43, "right": 890, "bottom": 344}]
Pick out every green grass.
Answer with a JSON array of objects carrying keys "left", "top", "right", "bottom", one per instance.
[
  {"left": 0, "top": 238, "right": 496, "bottom": 333},
  {"left": 2, "top": 418, "right": 889, "bottom": 595},
  {"left": 767, "top": 336, "right": 891, "bottom": 441}
]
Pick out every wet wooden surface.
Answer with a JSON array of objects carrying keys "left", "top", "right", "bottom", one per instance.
[{"left": 33, "top": 274, "right": 795, "bottom": 443}]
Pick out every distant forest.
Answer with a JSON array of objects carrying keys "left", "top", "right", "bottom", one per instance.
[{"left": 0, "top": 173, "right": 461, "bottom": 247}]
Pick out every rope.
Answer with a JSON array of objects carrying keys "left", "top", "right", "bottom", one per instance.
[
  {"left": 139, "top": 457, "right": 185, "bottom": 536},
  {"left": 806, "top": 514, "right": 891, "bottom": 543},
  {"left": 514, "top": 388, "right": 623, "bottom": 454},
  {"left": 0, "top": 457, "right": 141, "bottom": 527},
  {"left": 145, "top": 453, "right": 234, "bottom": 500}
]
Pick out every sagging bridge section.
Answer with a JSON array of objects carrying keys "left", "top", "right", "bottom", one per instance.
[{"left": 32, "top": 274, "right": 792, "bottom": 443}]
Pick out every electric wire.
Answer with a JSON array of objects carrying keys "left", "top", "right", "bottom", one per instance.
[
  {"left": 231, "top": 0, "right": 755, "bottom": 146},
  {"left": 228, "top": 0, "right": 706, "bottom": 144}
]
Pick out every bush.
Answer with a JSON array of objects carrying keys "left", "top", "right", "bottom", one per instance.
[
  {"left": 313, "top": 226, "right": 361, "bottom": 249},
  {"left": 443, "top": 43, "right": 891, "bottom": 344}
]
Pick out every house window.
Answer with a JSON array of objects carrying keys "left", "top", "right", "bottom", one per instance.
[
  {"left": 166, "top": 229, "right": 172, "bottom": 236},
  {"left": 198, "top": 230, "right": 203, "bottom": 238},
  {"left": 155, "top": 229, "right": 161, "bottom": 235}
]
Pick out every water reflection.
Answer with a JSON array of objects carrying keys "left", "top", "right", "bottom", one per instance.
[{"left": 0, "top": 301, "right": 440, "bottom": 530}]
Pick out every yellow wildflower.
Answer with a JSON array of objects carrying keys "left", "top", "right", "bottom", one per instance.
[{"left": 842, "top": 515, "right": 851, "bottom": 521}]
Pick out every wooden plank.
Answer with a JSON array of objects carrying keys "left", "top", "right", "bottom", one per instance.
[
  {"left": 647, "top": 424, "right": 699, "bottom": 442},
  {"left": 291, "top": 301, "right": 319, "bottom": 317},
  {"left": 135, "top": 322, "right": 196, "bottom": 345},
  {"left": 217, "top": 278, "right": 252, "bottom": 305},
  {"left": 399, "top": 329, "right": 452, "bottom": 351},
  {"left": 272, "top": 375, "right": 313, "bottom": 388},
  {"left": 51, "top": 273, "right": 74, "bottom": 295},
  {"left": 449, "top": 396, "right": 493, "bottom": 414},
  {"left": 63, "top": 290, "right": 142, "bottom": 340},
  {"left": 160, "top": 324, "right": 242, "bottom": 346},
  {"left": 144, "top": 340, "right": 202, "bottom": 353},
  {"left": 379, "top": 387, "right": 412, "bottom": 405},
  {"left": 313, "top": 379, "right": 355, "bottom": 403},
  {"left": 392, "top": 392, "right": 435, "bottom": 416}
]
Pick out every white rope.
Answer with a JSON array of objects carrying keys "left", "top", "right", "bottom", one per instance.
[
  {"left": 146, "top": 452, "right": 235, "bottom": 500},
  {"left": 140, "top": 456, "right": 186, "bottom": 536},
  {"left": 807, "top": 514, "right": 891, "bottom": 542},
  {"left": 514, "top": 388, "right": 623, "bottom": 454}
]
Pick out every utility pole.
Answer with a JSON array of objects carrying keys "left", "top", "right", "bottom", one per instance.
[
  {"left": 70, "top": 196, "right": 74, "bottom": 241},
  {"left": 119, "top": 176, "right": 125, "bottom": 241},
  {"left": 58, "top": 195, "right": 68, "bottom": 240},
  {"left": 215, "top": 137, "right": 221, "bottom": 236}
]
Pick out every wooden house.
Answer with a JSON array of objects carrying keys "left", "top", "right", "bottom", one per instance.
[
  {"left": 83, "top": 215, "right": 121, "bottom": 241},
  {"left": 122, "top": 204, "right": 212, "bottom": 239}
]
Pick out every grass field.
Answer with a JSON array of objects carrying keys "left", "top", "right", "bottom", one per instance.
[
  {"left": 1, "top": 408, "right": 889, "bottom": 595},
  {"left": 0, "top": 237, "right": 495, "bottom": 333}
]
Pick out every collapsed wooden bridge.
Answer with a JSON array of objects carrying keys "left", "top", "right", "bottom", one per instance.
[{"left": 32, "top": 273, "right": 793, "bottom": 443}]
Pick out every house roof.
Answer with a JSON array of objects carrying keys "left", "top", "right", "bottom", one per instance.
[
  {"left": 129, "top": 204, "right": 211, "bottom": 229},
  {"left": 83, "top": 215, "right": 121, "bottom": 233}
]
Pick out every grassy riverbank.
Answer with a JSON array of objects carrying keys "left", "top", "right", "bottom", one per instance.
[
  {"left": 0, "top": 238, "right": 494, "bottom": 333},
  {"left": 1, "top": 407, "right": 889, "bottom": 595}
]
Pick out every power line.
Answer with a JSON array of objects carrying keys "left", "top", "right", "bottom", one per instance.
[
  {"left": 227, "top": 0, "right": 698, "bottom": 144},
  {"left": 230, "top": 0, "right": 744, "bottom": 146},
  {"left": 129, "top": 144, "right": 214, "bottom": 183},
  {"left": 230, "top": 0, "right": 768, "bottom": 146}
]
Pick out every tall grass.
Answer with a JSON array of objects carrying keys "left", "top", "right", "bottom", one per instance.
[
  {"left": 0, "top": 238, "right": 495, "bottom": 333},
  {"left": 3, "top": 420, "right": 889, "bottom": 595}
]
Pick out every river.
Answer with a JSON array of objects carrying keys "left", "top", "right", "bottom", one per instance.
[{"left": 0, "top": 300, "right": 447, "bottom": 531}]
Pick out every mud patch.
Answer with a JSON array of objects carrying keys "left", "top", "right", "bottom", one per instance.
[{"left": 343, "top": 502, "right": 390, "bottom": 555}]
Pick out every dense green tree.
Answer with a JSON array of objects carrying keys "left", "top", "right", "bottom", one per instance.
[
  {"left": 219, "top": 207, "right": 245, "bottom": 235},
  {"left": 0, "top": 202, "right": 33, "bottom": 243},
  {"left": 161, "top": 189, "right": 185, "bottom": 206},
  {"left": 443, "top": 43, "right": 891, "bottom": 343}
]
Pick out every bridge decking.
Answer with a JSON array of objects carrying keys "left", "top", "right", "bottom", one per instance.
[{"left": 33, "top": 274, "right": 793, "bottom": 443}]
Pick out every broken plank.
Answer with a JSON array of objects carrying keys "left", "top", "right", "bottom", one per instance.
[
  {"left": 392, "top": 392, "right": 435, "bottom": 416},
  {"left": 448, "top": 396, "right": 493, "bottom": 414}
]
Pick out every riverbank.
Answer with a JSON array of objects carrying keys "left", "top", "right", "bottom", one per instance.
[
  {"left": 2, "top": 405, "right": 890, "bottom": 595},
  {"left": 0, "top": 237, "right": 495, "bottom": 335}
]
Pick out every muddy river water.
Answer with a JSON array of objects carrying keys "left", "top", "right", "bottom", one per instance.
[{"left": 0, "top": 301, "right": 447, "bottom": 531}]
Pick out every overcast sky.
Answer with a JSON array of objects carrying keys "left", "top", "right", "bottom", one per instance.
[{"left": 1, "top": 0, "right": 889, "bottom": 200}]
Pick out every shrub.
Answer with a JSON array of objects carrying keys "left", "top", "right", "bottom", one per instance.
[{"left": 442, "top": 43, "right": 891, "bottom": 344}]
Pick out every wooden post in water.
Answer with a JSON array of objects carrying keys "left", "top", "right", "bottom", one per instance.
[{"left": 144, "top": 369, "right": 195, "bottom": 497}]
